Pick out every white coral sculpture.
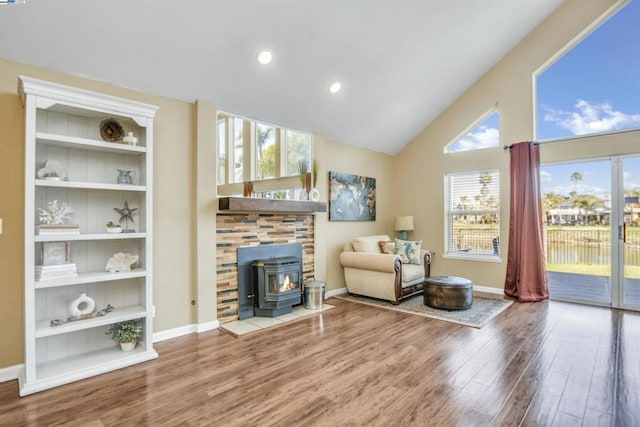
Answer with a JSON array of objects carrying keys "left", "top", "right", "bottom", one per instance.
[
  {"left": 38, "top": 200, "right": 74, "bottom": 224},
  {"left": 105, "top": 252, "right": 139, "bottom": 273}
]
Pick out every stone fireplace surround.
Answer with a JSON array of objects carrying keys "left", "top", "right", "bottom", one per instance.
[{"left": 216, "top": 213, "right": 315, "bottom": 323}]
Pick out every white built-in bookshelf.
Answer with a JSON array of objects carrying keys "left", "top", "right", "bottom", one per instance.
[{"left": 18, "top": 76, "right": 158, "bottom": 396}]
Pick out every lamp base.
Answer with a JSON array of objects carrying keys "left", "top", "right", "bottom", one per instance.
[{"left": 397, "top": 231, "right": 409, "bottom": 240}]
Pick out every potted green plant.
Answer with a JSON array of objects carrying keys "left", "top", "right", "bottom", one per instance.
[
  {"left": 106, "top": 221, "right": 122, "bottom": 234},
  {"left": 105, "top": 319, "right": 143, "bottom": 351}
]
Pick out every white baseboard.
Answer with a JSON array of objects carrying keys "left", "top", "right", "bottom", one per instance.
[
  {"left": 474, "top": 284, "right": 504, "bottom": 295},
  {"left": 196, "top": 320, "right": 219, "bottom": 333},
  {"left": 153, "top": 320, "right": 220, "bottom": 343},
  {"left": 325, "top": 287, "right": 348, "bottom": 298},
  {"left": 0, "top": 364, "right": 23, "bottom": 383},
  {"left": 153, "top": 324, "right": 197, "bottom": 343}
]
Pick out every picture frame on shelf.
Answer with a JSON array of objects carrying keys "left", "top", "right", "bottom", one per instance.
[{"left": 41, "top": 241, "right": 71, "bottom": 265}]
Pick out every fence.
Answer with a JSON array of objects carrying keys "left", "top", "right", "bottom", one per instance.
[
  {"left": 453, "top": 226, "right": 640, "bottom": 266},
  {"left": 451, "top": 226, "right": 499, "bottom": 254}
]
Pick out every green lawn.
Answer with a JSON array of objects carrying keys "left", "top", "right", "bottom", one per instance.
[{"left": 546, "top": 263, "right": 640, "bottom": 279}]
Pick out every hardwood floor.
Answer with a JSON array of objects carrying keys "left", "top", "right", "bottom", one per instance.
[{"left": 1, "top": 294, "right": 639, "bottom": 426}]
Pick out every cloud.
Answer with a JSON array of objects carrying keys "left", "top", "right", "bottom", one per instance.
[
  {"left": 542, "top": 183, "right": 609, "bottom": 200},
  {"left": 543, "top": 100, "right": 640, "bottom": 135},
  {"left": 540, "top": 170, "right": 552, "bottom": 182},
  {"left": 448, "top": 126, "right": 499, "bottom": 153}
]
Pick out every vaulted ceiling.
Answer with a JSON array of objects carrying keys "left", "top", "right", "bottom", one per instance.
[{"left": 0, "top": 0, "right": 564, "bottom": 154}]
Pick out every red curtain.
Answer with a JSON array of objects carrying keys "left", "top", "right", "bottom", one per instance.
[{"left": 504, "top": 141, "right": 549, "bottom": 302}]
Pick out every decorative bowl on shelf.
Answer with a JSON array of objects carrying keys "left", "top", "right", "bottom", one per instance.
[{"left": 100, "top": 118, "right": 125, "bottom": 142}]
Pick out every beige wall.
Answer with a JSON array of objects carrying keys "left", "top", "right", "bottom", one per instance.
[
  {"left": 315, "top": 137, "right": 395, "bottom": 291},
  {"left": 394, "top": 0, "right": 637, "bottom": 290}
]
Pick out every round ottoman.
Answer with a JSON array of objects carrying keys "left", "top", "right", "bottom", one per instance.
[{"left": 424, "top": 276, "right": 473, "bottom": 310}]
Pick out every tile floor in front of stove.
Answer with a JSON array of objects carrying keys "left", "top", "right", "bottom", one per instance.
[{"left": 220, "top": 304, "right": 334, "bottom": 336}]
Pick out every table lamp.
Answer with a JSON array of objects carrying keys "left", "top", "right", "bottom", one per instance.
[{"left": 394, "top": 216, "right": 414, "bottom": 240}]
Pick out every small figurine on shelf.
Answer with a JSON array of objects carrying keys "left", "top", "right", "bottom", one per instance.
[{"left": 113, "top": 201, "right": 138, "bottom": 233}]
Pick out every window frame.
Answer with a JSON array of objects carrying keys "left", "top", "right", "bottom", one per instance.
[
  {"left": 216, "top": 111, "right": 313, "bottom": 196},
  {"left": 533, "top": 1, "right": 640, "bottom": 142},
  {"left": 444, "top": 169, "right": 501, "bottom": 261}
]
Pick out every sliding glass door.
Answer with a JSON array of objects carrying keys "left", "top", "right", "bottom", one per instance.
[
  {"left": 541, "top": 155, "right": 640, "bottom": 310},
  {"left": 620, "top": 156, "right": 640, "bottom": 309}
]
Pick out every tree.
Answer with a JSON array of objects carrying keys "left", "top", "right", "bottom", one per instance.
[
  {"left": 258, "top": 144, "right": 276, "bottom": 179},
  {"left": 542, "top": 192, "right": 565, "bottom": 225},
  {"left": 256, "top": 124, "right": 275, "bottom": 179},
  {"left": 570, "top": 172, "right": 583, "bottom": 194},
  {"left": 286, "top": 132, "right": 312, "bottom": 176}
]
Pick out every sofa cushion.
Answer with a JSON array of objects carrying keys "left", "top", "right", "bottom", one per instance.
[
  {"left": 378, "top": 240, "right": 395, "bottom": 255},
  {"left": 352, "top": 235, "right": 391, "bottom": 253},
  {"left": 395, "top": 239, "right": 422, "bottom": 264},
  {"left": 402, "top": 263, "right": 424, "bottom": 284}
]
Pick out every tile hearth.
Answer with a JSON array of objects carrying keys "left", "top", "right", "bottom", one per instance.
[{"left": 220, "top": 304, "right": 333, "bottom": 336}]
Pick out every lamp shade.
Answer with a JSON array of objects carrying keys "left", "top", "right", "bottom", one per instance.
[{"left": 393, "top": 216, "right": 414, "bottom": 231}]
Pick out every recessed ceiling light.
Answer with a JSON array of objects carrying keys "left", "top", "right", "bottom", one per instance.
[
  {"left": 329, "top": 82, "right": 341, "bottom": 94},
  {"left": 257, "top": 51, "right": 272, "bottom": 65}
]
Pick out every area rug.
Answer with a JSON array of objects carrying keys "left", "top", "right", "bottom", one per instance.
[{"left": 333, "top": 294, "right": 512, "bottom": 328}]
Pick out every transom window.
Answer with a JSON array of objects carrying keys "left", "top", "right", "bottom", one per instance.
[
  {"left": 445, "top": 109, "right": 500, "bottom": 153},
  {"left": 445, "top": 170, "right": 500, "bottom": 258},
  {"left": 217, "top": 113, "right": 312, "bottom": 193}
]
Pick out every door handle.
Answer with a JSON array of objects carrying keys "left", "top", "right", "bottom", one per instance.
[{"left": 619, "top": 224, "right": 627, "bottom": 242}]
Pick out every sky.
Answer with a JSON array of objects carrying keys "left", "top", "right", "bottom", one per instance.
[
  {"left": 539, "top": 0, "right": 640, "bottom": 199},
  {"left": 448, "top": 0, "right": 639, "bottom": 155},
  {"left": 537, "top": 0, "right": 640, "bottom": 140}
]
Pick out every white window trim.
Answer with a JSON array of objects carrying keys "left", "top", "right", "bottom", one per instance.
[{"left": 444, "top": 169, "right": 501, "bottom": 261}]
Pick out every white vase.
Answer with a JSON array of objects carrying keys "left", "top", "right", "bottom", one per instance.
[
  {"left": 122, "top": 132, "right": 138, "bottom": 146},
  {"left": 69, "top": 293, "right": 95, "bottom": 317},
  {"left": 120, "top": 342, "right": 136, "bottom": 351},
  {"left": 106, "top": 226, "right": 122, "bottom": 234},
  {"left": 309, "top": 188, "right": 320, "bottom": 202}
]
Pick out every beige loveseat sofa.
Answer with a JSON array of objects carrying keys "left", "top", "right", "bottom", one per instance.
[{"left": 339, "top": 235, "right": 431, "bottom": 305}]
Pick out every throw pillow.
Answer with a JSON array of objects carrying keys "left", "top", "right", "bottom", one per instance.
[
  {"left": 378, "top": 240, "right": 395, "bottom": 255},
  {"left": 351, "top": 237, "right": 380, "bottom": 254},
  {"left": 394, "top": 239, "right": 422, "bottom": 265}
]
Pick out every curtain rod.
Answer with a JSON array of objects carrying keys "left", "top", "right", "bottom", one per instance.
[
  {"left": 503, "top": 127, "right": 639, "bottom": 150},
  {"left": 503, "top": 142, "right": 540, "bottom": 150}
]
